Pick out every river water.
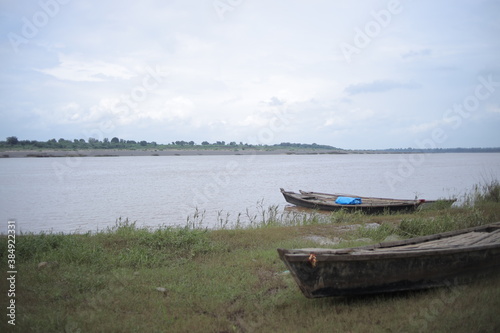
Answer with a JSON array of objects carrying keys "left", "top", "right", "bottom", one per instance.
[{"left": 1, "top": 153, "right": 499, "bottom": 234}]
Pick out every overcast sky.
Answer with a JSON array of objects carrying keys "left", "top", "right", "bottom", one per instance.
[{"left": 1, "top": 0, "right": 499, "bottom": 149}]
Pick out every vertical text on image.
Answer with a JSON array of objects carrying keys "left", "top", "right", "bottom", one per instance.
[{"left": 7, "top": 219, "right": 17, "bottom": 326}]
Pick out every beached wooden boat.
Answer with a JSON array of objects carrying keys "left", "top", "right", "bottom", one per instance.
[
  {"left": 280, "top": 189, "right": 454, "bottom": 213},
  {"left": 278, "top": 222, "right": 500, "bottom": 298}
]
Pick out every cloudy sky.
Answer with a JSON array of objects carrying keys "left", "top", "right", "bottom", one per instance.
[{"left": 1, "top": 0, "right": 499, "bottom": 149}]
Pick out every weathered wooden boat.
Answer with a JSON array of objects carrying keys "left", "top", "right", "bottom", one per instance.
[
  {"left": 278, "top": 222, "right": 500, "bottom": 298},
  {"left": 280, "top": 189, "right": 454, "bottom": 213}
]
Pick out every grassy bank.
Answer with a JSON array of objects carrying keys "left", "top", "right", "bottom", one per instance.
[{"left": 1, "top": 183, "right": 500, "bottom": 332}]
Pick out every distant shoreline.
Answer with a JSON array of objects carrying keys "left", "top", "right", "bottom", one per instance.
[
  {"left": 0, "top": 148, "right": 349, "bottom": 158},
  {"left": 1, "top": 148, "right": 500, "bottom": 158}
]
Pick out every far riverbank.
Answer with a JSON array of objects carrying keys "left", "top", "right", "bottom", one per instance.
[
  {"left": 3, "top": 147, "right": 500, "bottom": 158},
  {"left": 0, "top": 148, "right": 349, "bottom": 158}
]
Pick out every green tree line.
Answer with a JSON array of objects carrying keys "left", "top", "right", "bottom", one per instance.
[
  {"left": 1, "top": 136, "right": 338, "bottom": 150},
  {"left": 2, "top": 136, "right": 498, "bottom": 152}
]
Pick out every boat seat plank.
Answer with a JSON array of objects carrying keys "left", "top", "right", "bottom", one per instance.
[
  {"left": 347, "top": 231, "right": 497, "bottom": 255},
  {"left": 470, "top": 229, "right": 500, "bottom": 245},
  {"left": 376, "top": 232, "right": 490, "bottom": 251}
]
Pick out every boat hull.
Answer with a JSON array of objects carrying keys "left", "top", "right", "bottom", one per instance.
[
  {"left": 281, "top": 189, "right": 422, "bottom": 213},
  {"left": 278, "top": 223, "right": 500, "bottom": 298}
]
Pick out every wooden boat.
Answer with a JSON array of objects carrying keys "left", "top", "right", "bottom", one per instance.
[
  {"left": 280, "top": 189, "right": 454, "bottom": 213},
  {"left": 278, "top": 222, "right": 500, "bottom": 298}
]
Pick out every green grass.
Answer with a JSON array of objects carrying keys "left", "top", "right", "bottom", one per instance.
[{"left": 1, "top": 181, "right": 500, "bottom": 332}]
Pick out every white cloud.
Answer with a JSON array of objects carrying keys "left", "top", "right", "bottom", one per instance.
[
  {"left": 345, "top": 80, "right": 421, "bottom": 95},
  {"left": 37, "top": 54, "right": 136, "bottom": 82},
  {"left": 401, "top": 48, "right": 432, "bottom": 60},
  {"left": 323, "top": 108, "right": 376, "bottom": 128},
  {"left": 486, "top": 105, "right": 500, "bottom": 114},
  {"left": 58, "top": 96, "right": 196, "bottom": 127},
  {"left": 408, "top": 120, "right": 442, "bottom": 134},
  {"left": 240, "top": 113, "right": 272, "bottom": 128},
  {"left": 162, "top": 96, "right": 195, "bottom": 121}
]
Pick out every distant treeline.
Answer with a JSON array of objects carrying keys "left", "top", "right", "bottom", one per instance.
[
  {"left": 2, "top": 136, "right": 499, "bottom": 152},
  {"left": 0, "top": 136, "right": 338, "bottom": 150}
]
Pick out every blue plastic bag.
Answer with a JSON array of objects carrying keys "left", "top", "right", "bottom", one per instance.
[{"left": 335, "top": 196, "right": 362, "bottom": 205}]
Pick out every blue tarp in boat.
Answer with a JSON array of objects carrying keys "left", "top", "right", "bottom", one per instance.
[{"left": 335, "top": 196, "right": 362, "bottom": 205}]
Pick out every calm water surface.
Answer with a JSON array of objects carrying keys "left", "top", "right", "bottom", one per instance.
[{"left": 1, "top": 153, "right": 499, "bottom": 234}]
